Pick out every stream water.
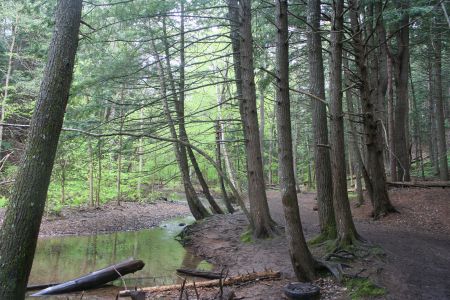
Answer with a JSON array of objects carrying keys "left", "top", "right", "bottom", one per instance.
[{"left": 27, "top": 216, "right": 212, "bottom": 298}]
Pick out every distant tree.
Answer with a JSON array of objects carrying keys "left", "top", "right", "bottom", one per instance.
[{"left": 0, "top": 0, "right": 83, "bottom": 298}]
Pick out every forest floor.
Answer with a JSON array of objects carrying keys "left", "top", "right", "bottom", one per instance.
[
  {"left": 178, "top": 187, "right": 450, "bottom": 300},
  {"left": 1, "top": 187, "right": 449, "bottom": 299},
  {"left": 0, "top": 200, "right": 190, "bottom": 236}
]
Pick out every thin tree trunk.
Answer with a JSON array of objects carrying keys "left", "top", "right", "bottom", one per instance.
[
  {"left": 137, "top": 103, "right": 144, "bottom": 200},
  {"left": 151, "top": 39, "right": 209, "bottom": 220},
  {"left": 0, "top": 1, "right": 82, "bottom": 297},
  {"left": 307, "top": 0, "right": 336, "bottom": 239},
  {"left": 96, "top": 138, "right": 102, "bottom": 207},
  {"left": 116, "top": 89, "right": 124, "bottom": 205},
  {"left": 409, "top": 64, "right": 425, "bottom": 179},
  {"left": 387, "top": 54, "right": 397, "bottom": 181},
  {"left": 392, "top": 1, "right": 411, "bottom": 181},
  {"left": 330, "top": 0, "right": 360, "bottom": 246},
  {"left": 431, "top": 27, "right": 449, "bottom": 180},
  {"left": 275, "top": 0, "right": 316, "bottom": 281},
  {"left": 88, "top": 140, "right": 94, "bottom": 206},
  {"left": 0, "top": 15, "right": 18, "bottom": 158},
  {"left": 161, "top": 13, "right": 223, "bottom": 214},
  {"left": 216, "top": 120, "right": 235, "bottom": 213}
]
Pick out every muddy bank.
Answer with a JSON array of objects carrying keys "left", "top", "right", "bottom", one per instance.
[
  {"left": 0, "top": 200, "right": 190, "bottom": 237},
  {"left": 183, "top": 188, "right": 450, "bottom": 300}
]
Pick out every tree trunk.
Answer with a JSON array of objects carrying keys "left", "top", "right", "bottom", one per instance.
[
  {"left": 0, "top": 15, "right": 18, "bottom": 159},
  {"left": 349, "top": 0, "right": 397, "bottom": 219},
  {"left": 307, "top": 0, "right": 336, "bottom": 239},
  {"left": 151, "top": 39, "right": 209, "bottom": 220},
  {"left": 392, "top": 1, "right": 411, "bottom": 181},
  {"left": 409, "top": 64, "right": 425, "bottom": 179},
  {"left": 428, "top": 59, "right": 439, "bottom": 175},
  {"left": 387, "top": 54, "right": 397, "bottom": 181},
  {"left": 330, "top": 0, "right": 360, "bottom": 246},
  {"left": 238, "top": 0, "right": 276, "bottom": 237},
  {"left": 88, "top": 140, "right": 94, "bottom": 206},
  {"left": 0, "top": 1, "right": 82, "bottom": 297},
  {"left": 275, "top": 0, "right": 316, "bottom": 281},
  {"left": 431, "top": 27, "right": 449, "bottom": 180},
  {"left": 216, "top": 120, "right": 235, "bottom": 213}
]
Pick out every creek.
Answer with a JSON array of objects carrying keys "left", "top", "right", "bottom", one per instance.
[{"left": 27, "top": 216, "right": 211, "bottom": 298}]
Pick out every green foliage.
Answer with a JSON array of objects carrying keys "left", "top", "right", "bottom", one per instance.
[
  {"left": 0, "top": 196, "right": 8, "bottom": 208},
  {"left": 345, "top": 278, "right": 386, "bottom": 300},
  {"left": 240, "top": 229, "right": 253, "bottom": 243}
]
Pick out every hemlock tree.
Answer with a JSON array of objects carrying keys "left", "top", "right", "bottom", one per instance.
[
  {"left": 329, "top": 0, "right": 360, "bottom": 246},
  {"left": 0, "top": 0, "right": 83, "bottom": 298},
  {"left": 275, "top": 0, "right": 316, "bottom": 281},
  {"left": 307, "top": 0, "right": 336, "bottom": 240},
  {"left": 229, "top": 0, "right": 276, "bottom": 238}
]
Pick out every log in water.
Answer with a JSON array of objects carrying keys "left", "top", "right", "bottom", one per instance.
[{"left": 31, "top": 258, "right": 144, "bottom": 296}]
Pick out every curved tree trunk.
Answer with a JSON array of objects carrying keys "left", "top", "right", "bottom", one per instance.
[
  {"left": 275, "top": 0, "right": 316, "bottom": 281},
  {"left": 0, "top": 1, "right": 83, "bottom": 298}
]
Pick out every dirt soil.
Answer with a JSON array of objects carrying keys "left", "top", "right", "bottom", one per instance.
[
  {"left": 0, "top": 200, "right": 190, "bottom": 237},
  {"left": 2, "top": 187, "right": 449, "bottom": 299},
  {"left": 181, "top": 188, "right": 450, "bottom": 300}
]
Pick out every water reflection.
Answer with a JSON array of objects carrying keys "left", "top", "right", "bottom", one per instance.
[{"left": 29, "top": 217, "right": 212, "bottom": 290}]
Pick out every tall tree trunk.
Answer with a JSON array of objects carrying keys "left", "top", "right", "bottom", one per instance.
[
  {"left": 330, "top": 0, "right": 360, "bottom": 246},
  {"left": 216, "top": 80, "right": 240, "bottom": 193},
  {"left": 151, "top": 40, "right": 209, "bottom": 220},
  {"left": 161, "top": 13, "right": 223, "bottom": 214},
  {"left": 88, "top": 140, "right": 94, "bottom": 206},
  {"left": 428, "top": 59, "right": 439, "bottom": 174},
  {"left": 96, "top": 138, "right": 102, "bottom": 207},
  {"left": 238, "top": 0, "right": 276, "bottom": 237},
  {"left": 0, "top": 1, "right": 82, "bottom": 297},
  {"left": 431, "top": 26, "right": 449, "bottom": 180},
  {"left": 343, "top": 56, "right": 369, "bottom": 206},
  {"left": 392, "top": 0, "right": 411, "bottom": 181},
  {"left": 307, "top": 0, "right": 336, "bottom": 239},
  {"left": 349, "top": 0, "right": 397, "bottom": 219},
  {"left": 275, "top": 0, "right": 316, "bottom": 281},
  {"left": 409, "top": 64, "right": 425, "bottom": 179},
  {"left": 259, "top": 85, "right": 265, "bottom": 170},
  {"left": 116, "top": 89, "right": 124, "bottom": 206},
  {"left": 387, "top": 54, "right": 397, "bottom": 180},
  {"left": 0, "top": 15, "right": 18, "bottom": 159},
  {"left": 137, "top": 103, "right": 144, "bottom": 200}
]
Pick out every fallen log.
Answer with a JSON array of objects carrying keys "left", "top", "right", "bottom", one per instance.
[
  {"left": 31, "top": 258, "right": 144, "bottom": 296},
  {"left": 387, "top": 181, "right": 450, "bottom": 189},
  {"left": 27, "top": 283, "right": 59, "bottom": 291},
  {"left": 119, "top": 270, "right": 280, "bottom": 297},
  {"left": 176, "top": 268, "right": 223, "bottom": 279}
]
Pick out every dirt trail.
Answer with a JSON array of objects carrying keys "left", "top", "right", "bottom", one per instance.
[{"left": 186, "top": 188, "right": 450, "bottom": 299}]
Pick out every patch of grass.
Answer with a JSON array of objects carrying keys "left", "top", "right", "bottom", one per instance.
[
  {"left": 345, "top": 278, "right": 386, "bottom": 299},
  {"left": 240, "top": 229, "right": 253, "bottom": 243}
]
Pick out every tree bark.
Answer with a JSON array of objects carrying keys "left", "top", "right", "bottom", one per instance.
[
  {"left": 306, "top": 0, "right": 336, "bottom": 239},
  {"left": 0, "top": 1, "right": 82, "bottom": 298},
  {"left": 392, "top": 0, "right": 411, "bottom": 181},
  {"left": 330, "top": 0, "right": 360, "bottom": 246},
  {"left": 275, "top": 0, "right": 316, "bottom": 281},
  {"left": 349, "top": 0, "right": 397, "bottom": 219},
  {"left": 431, "top": 26, "right": 449, "bottom": 180},
  {"left": 235, "top": 0, "right": 276, "bottom": 237}
]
